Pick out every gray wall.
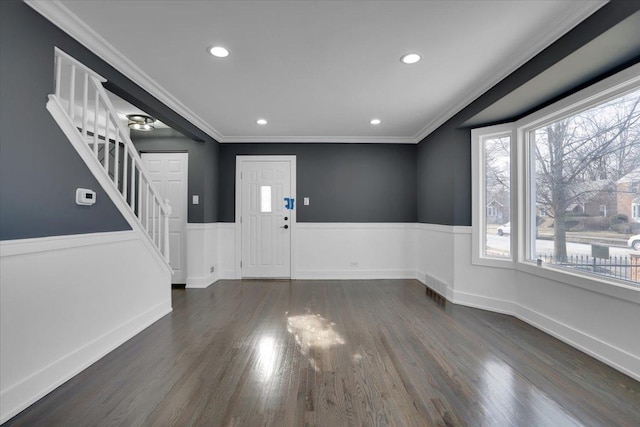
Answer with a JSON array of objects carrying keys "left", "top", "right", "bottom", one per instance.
[
  {"left": 417, "top": 126, "right": 471, "bottom": 226},
  {"left": 218, "top": 144, "right": 417, "bottom": 222},
  {"left": 416, "top": 0, "right": 640, "bottom": 225},
  {"left": 132, "top": 129, "right": 219, "bottom": 223},
  {"left": 0, "top": 0, "right": 131, "bottom": 240},
  {"left": 0, "top": 1, "right": 217, "bottom": 240}
]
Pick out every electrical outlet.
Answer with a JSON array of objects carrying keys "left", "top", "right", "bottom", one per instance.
[
  {"left": 350, "top": 262, "right": 359, "bottom": 268},
  {"left": 210, "top": 266, "right": 215, "bottom": 273}
]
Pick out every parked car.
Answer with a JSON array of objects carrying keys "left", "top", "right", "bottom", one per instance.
[
  {"left": 629, "top": 234, "right": 640, "bottom": 251},
  {"left": 497, "top": 222, "right": 511, "bottom": 236}
]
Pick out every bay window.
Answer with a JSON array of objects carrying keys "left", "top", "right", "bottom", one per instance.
[{"left": 473, "top": 63, "right": 640, "bottom": 288}]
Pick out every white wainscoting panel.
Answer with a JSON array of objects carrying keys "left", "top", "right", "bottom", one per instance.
[
  {"left": 414, "top": 223, "right": 640, "bottom": 381},
  {"left": 186, "top": 223, "right": 219, "bottom": 288},
  {"left": 415, "top": 224, "right": 456, "bottom": 297},
  {"left": 0, "top": 231, "right": 172, "bottom": 423},
  {"left": 217, "top": 223, "right": 237, "bottom": 279},
  {"left": 450, "top": 230, "right": 518, "bottom": 314},
  {"left": 513, "top": 272, "right": 640, "bottom": 381},
  {"left": 295, "top": 223, "right": 417, "bottom": 280}
]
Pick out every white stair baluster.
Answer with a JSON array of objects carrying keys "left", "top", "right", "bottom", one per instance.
[
  {"left": 132, "top": 163, "right": 137, "bottom": 214},
  {"left": 152, "top": 195, "right": 156, "bottom": 243},
  {"left": 68, "top": 64, "right": 75, "bottom": 119},
  {"left": 122, "top": 145, "right": 128, "bottom": 201},
  {"left": 145, "top": 182, "right": 150, "bottom": 232},
  {"left": 55, "top": 54, "right": 62, "bottom": 98},
  {"left": 163, "top": 199, "right": 171, "bottom": 262},
  {"left": 93, "top": 91, "right": 99, "bottom": 156},
  {"left": 157, "top": 199, "right": 162, "bottom": 247},
  {"left": 103, "top": 104, "right": 109, "bottom": 175},
  {"left": 157, "top": 199, "right": 162, "bottom": 249},
  {"left": 82, "top": 73, "right": 88, "bottom": 137},
  {"left": 114, "top": 127, "right": 120, "bottom": 188},
  {"left": 134, "top": 165, "right": 140, "bottom": 216}
]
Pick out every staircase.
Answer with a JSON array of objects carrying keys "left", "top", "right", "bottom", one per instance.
[{"left": 46, "top": 47, "right": 172, "bottom": 268}]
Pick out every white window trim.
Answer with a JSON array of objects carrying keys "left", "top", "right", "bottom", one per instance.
[
  {"left": 471, "top": 124, "right": 516, "bottom": 269},
  {"left": 632, "top": 202, "right": 640, "bottom": 221},
  {"left": 473, "top": 62, "right": 640, "bottom": 299}
]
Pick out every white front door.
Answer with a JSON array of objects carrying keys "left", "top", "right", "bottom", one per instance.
[
  {"left": 239, "top": 158, "right": 294, "bottom": 278},
  {"left": 142, "top": 152, "right": 188, "bottom": 284}
]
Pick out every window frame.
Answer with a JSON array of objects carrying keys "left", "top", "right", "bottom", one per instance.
[
  {"left": 471, "top": 124, "right": 516, "bottom": 269},
  {"left": 599, "top": 205, "right": 607, "bottom": 217},
  {"left": 473, "top": 62, "right": 640, "bottom": 299}
]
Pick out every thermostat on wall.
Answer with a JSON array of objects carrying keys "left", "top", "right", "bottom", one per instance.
[{"left": 76, "top": 188, "right": 96, "bottom": 206}]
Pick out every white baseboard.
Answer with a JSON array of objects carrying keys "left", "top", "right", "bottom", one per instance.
[
  {"left": 434, "top": 288, "right": 640, "bottom": 381},
  {"left": 449, "top": 290, "right": 517, "bottom": 316},
  {"left": 218, "top": 269, "right": 236, "bottom": 280},
  {"left": 295, "top": 269, "right": 416, "bottom": 280},
  {"left": 186, "top": 272, "right": 218, "bottom": 288},
  {"left": 0, "top": 300, "right": 171, "bottom": 424},
  {"left": 515, "top": 304, "right": 640, "bottom": 382}
]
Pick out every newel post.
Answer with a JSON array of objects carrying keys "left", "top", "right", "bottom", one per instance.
[{"left": 163, "top": 199, "right": 172, "bottom": 263}]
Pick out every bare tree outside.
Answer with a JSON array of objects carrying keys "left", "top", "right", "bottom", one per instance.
[
  {"left": 483, "top": 135, "right": 511, "bottom": 257},
  {"left": 485, "top": 136, "right": 510, "bottom": 215},
  {"left": 532, "top": 89, "right": 640, "bottom": 262}
]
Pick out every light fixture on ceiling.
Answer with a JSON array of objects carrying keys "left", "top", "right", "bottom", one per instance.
[
  {"left": 400, "top": 53, "right": 421, "bottom": 64},
  {"left": 127, "top": 114, "right": 156, "bottom": 131},
  {"left": 257, "top": 118, "right": 268, "bottom": 125},
  {"left": 209, "top": 46, "right": 230, "bottom": 58},
  {"left": 370, "top": 119, "right": 381, "bottom": 125}
]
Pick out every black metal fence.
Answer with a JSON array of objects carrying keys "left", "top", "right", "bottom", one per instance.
[{"left": 538, "top": 253, "right": 639, "bottom": 283}]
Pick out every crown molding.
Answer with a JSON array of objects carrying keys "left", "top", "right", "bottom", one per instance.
[
  {"left": 411, "top": 0, "right": 607, "bottom": 143},
  {"left": 219, "top": 135, "right": 418, "bottom": 144},
  {"left": 25, "top": 0, "right": 606, "bottom": 145},
  {"left": 25, "top": 0, "right": 225, "bottom": 142}
]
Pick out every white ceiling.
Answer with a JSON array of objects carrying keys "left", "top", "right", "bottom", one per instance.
[{"left": 32, "top": 0, "right": 605, "bottom": 143}]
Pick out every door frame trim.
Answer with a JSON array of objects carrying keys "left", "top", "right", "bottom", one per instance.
[{"left": 235, "top": 155, "right": 297, "bottom": 279}]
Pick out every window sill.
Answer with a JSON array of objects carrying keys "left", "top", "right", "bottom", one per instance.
[{"left": 472, "top": 255, "right": 515, "bottom": 270}]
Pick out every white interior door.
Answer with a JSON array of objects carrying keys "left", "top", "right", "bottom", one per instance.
[
  {"left": 142, "top": 152, "right": 188, "bottom": 284},
  {"left": 240, "top": 159, "right": 293, "bottom": 278}
]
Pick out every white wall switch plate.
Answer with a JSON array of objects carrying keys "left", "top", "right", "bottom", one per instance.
[
  {"left": 304, "top": 197, "right": 310, "bottom": 205},
  {"left": 192, "top": 195, "right": 199, "bottom": 204}
]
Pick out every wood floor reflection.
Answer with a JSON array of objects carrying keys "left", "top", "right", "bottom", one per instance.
[{"left": 6, "top": 280, "right": 640, "bottom": 426}]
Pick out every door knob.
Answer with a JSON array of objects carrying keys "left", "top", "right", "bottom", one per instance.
[{"left": 281, "top": 224, "right": 289, "bottom": 229}]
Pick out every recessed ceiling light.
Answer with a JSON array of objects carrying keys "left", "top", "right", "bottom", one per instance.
[
  {"left": 209, "top": 46, "right": 229, "bottom": 58},
  {"left": 370, "top": 119, "right": 381, "bottom": 125},
  {"left": 400, "top": 53, "right": 421, "bottom": 64},
  {"left": 257, "top": 119, "right": 268, "bottom": 125}
]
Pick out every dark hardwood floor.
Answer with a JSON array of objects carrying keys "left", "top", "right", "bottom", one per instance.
[{"left": 6, "top": 280, "right": 640, "bottom": 426}]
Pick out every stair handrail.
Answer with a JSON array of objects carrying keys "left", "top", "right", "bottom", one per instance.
[{"left": 53, "top": 47, "right": 171, "bottom": 263}]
